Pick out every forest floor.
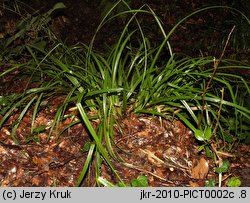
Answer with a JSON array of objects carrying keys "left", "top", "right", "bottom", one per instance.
[{"left": 0, "top": 0, "right": 249, "bottom": 187}]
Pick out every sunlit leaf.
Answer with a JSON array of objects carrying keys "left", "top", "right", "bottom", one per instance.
[
  {"left": 131, "top": 176, "right": 148, "bottom": 187},
  {"left": 205, "top": 179, "right": 216, "bottom": 187},
  {"left": 215, "top": 160, "right": 230, "bottom": 173},
  {"left": 194, "top": 129, "right": 205, "bottom": 141},
  {"left": 33, "top": 125, "right": 47, "bottom": 133},
  {"left": 204, "top": 126, "right": 212, "bottom": 140},
  {"left": 227, "top": 177, "right": 241, "bottom": 187}
]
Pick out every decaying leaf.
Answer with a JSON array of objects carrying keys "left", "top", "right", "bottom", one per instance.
[
  {"left": 189, "top": 180, "right": 202, "bottom": 187},
  {"left": 191, "top": 157, "right": 209, "bottom": 179}
]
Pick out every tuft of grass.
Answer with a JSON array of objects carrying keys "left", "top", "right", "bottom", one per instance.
[{"left": 0, "top": 2, "right": 249, "bottom": 186}]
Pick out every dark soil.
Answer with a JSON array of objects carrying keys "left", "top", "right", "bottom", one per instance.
[
  {"left": 1, "top": 0, "right": 249, "bottom": 58},
  {"left": 0, "top": 98, "right": 249, "bottom": 186},
  {"left": 0, "top": 0, "right": 249, "bottom": 187}
]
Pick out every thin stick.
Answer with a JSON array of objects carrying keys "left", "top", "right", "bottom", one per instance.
[{"left": 198, "top": 26, "right": 236, "bottom": 128}]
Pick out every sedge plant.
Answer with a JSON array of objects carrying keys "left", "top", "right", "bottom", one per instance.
[{"left": 0, "top": 1, "right": 249, "bottom": 186}]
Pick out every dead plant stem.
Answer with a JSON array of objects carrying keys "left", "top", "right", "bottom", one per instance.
[{"left": 198, "top": 26, "right": 236, "bottom": 128}]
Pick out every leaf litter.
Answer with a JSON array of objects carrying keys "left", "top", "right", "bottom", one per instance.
[
  {"left": 0, "top": 0, "right": 249, "bottom": 187},
  {"left": 0, "top": 99, "right": 249, "bottom": 186}
]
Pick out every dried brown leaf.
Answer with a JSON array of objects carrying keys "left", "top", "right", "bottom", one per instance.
[{"left": 191, "top": 157, "right": 209, "bottom": 179}]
